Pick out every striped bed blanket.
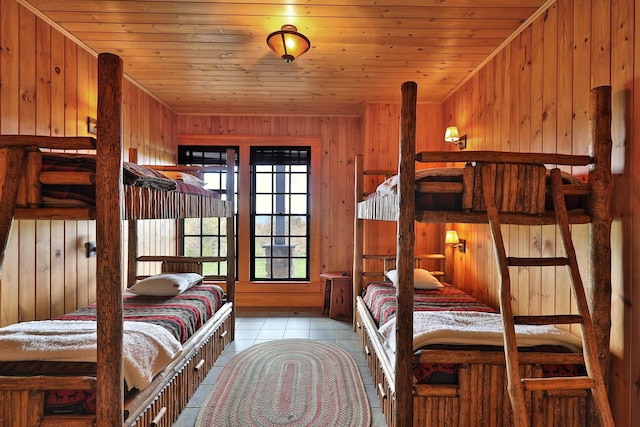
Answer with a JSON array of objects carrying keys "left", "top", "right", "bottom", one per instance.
[
  {"left": 362, "top": 281, "right": 497, "bottom": 327},
  {"left": 59, "top": 284, "right": 225, "bottom": 343}
]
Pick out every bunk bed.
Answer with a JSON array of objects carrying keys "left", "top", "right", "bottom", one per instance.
[
  {"left": 0, "top": 53, "right": 236, "bottom": 427},
  {"left": 352, "top": 82, "right": 613, "bottom": 427}
]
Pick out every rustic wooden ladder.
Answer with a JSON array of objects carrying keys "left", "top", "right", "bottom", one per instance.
[{"left": 479, "top": 163, "right": 614, "bottom": 427}]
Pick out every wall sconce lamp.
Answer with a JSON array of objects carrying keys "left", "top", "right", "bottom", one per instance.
[
  {"left": 85, "top": 241, "right": 97, "bottom": 258},
  {"left": 445, "top": 230, "right": 466, "bottom": 253},
  {"left": 266, "top": 24, "right": 311, "bottom": 63},
  {"left": 445, "top": 126, "right": 467, "bottom": 150}
]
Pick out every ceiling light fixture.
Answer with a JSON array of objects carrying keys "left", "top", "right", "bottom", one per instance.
[{"left": 266, "top": 24, "right": 311, "bottom": 63}]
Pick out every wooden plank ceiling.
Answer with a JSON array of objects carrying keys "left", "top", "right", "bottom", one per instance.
[{"left": 20, "top": 0, "right": 550, "bottom": 116}]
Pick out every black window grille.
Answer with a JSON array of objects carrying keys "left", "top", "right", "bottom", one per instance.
[{"left": 250, "top": 147, "right": 310, "bottom": 281}]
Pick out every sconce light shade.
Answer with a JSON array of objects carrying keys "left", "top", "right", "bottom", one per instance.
[
  {"left": 445, "top": 230, "right": 466, "bottom": 253},
  {"left": 445, "top": 230, "right": 460, "bottom": 245},
  {"left": 266, "top": 24, "right": 311, "bottom": 63},
  {"left": 444, "top": 126, "right": 460, "bottom": 143},
  {"left": 444, "top": 126, "right": 467, "bottom": 150}
]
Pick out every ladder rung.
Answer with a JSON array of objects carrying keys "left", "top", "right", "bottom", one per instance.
[
  {"left": 507, "top": 257, "right": 569, "bottom": 267},
  {"left": 521, "top": 376, "right": 595, "bottom": 391},
  {"left": 513, "top": 314, "right": 583, "bottom": 325},
  {"left": 551, "top": 183, "right": 591, "bottom": 196}
]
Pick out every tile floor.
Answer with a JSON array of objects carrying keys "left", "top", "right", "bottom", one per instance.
[{"left": 172, "top": 307, "right": 387, "bottom": 427}]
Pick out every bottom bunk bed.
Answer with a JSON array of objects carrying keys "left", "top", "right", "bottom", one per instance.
[
  {"left": 355, "top": 278, "right": 589, "bottom": 427},
  {"left": 0, "top": 266, "right": 233, "bottom": 427}
]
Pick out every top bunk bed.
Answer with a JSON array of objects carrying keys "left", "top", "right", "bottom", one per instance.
[
  {"left": 0, "top": 136, "right": 232, "bottom": 222},
  {"left": 357, "top": 138, "right": 606, "bottom": 226},
  {"left": 353, "top": 82, "right": 613, "bottom": 427},
  {"left": 0, "top": 53, "right": 236, "bottom": 427}
]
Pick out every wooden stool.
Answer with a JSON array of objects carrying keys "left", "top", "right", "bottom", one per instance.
[{"left": 320, "top": 272, "right": 352, "bottom": 320}]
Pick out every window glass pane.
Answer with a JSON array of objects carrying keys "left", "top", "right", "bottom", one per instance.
[
  {"left": 203, "top": 261, "right": 226, "bottom": 277},
  {"left": 290, "top": 165, "right": 306, "bottom": 173},
  {"left": 183, "top": 236, "right": 202, "bottom": 256},
  {"left": 184, "top": 218, "right": 201, "bottom": 234},
  {"left": 289, "top": 195, "right": 307, "bottom": 214},
  {"left": 290, "top": 216, "right": 307, "bottom": 235},
  {"left": 202, "top": 218, "right": 220, "bottom": 235},
  {"left": 290, "top": 174, "right": 307, "bottom": 193},
  {"left": 202, "top": 237, "right": 219, "bottom": 256},
  {"left": 254, "top": 216, "right": 272, "bottom": 236},
  {"left": 291, "top": 259, "right": 307, "bottom": 279},
  {"left": 253, "top": 259, "right": 268, "bottom": 279},
  {"left": 290, "top": 237, "right": 307, "bottom": 256},
  {"left": 255, "top": 173, "right": 273, "bottom": 193},
  {"left": 219, "top": 237, "right": 227, "bottom": 257},
  {"left": 255, "top": 195, "right": 273, "bottom": 214},
  {"left": 254, "top": 237, "right": 268, "bottom": 256},
  {"left": 272, "top": 216, "right": 289, "bottom": 235}
]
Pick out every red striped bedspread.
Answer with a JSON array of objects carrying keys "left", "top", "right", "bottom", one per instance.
[
  {"left": 58, "top": 284, "right": 225, "bottom": 344},
  {"left": 362, "top": 281, "right": 497, "bottom": 327}
]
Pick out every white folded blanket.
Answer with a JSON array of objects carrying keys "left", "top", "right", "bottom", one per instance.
[
  {"left": 379, "top": 311, "right": 583, "bottom": 359},
  {"left": 0, "top": 320, "right": 182, "bottom": 390}
]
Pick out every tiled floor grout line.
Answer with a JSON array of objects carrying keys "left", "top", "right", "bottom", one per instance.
[{"left": 172, "top": 309, "right": 386, "bottom": 426}]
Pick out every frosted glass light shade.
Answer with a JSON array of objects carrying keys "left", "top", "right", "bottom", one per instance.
[{"left": 267, "top": 25, "right": 311, "bottom": 63}]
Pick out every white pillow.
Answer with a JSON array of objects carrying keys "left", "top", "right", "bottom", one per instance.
[
  {"left": 385, "top": 268, "right": 443, "bottom": 290},
  {"left": 129, "top": 272, "right": 203, "bottom": 296}
]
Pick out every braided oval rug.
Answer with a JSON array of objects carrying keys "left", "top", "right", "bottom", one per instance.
[{"left": 196, "top": 339, "right": 371, "bottom": 427}]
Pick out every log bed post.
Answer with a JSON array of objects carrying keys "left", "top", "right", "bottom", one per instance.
[
  {"left": 0, "top": 147, "right": 26, "bottom": 277},
  {"left": 588, "top": 86, "right": 613, "bottom": 397},
  {"left": 395, "top": 81, "right": 417, "bottom": 427},
  {"left": 353, "top": 153, "right": 364, "bottom": 329},
  {"left": 225, "top": 148, "right": 236, "bottom": 340},
  {"left": 96, "top": 52, "right": 124, "bottom": 427}
]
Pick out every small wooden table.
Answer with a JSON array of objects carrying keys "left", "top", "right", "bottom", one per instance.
[{"left": 320, "top": 272, "right": 352, "bottom": 320}]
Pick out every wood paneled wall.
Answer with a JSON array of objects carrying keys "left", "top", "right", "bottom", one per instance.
[
  {"left": 441, "top": 1, "right": 636, "bottom": 425},
  {"left": 1, "top": 0, "right": 637, "bottom": 424},
  {"left": 0, "top": 1, "right": 177, "bottom": 326},
  {"left": 176, "top": 115, "right": 361, "bottom": 307}
]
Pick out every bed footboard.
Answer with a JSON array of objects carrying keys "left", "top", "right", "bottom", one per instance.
[{"left": 355, "top": 298, "right": 589, "bottom": 427}]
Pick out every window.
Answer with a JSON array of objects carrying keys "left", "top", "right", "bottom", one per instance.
[
  {"left": 177, "top": 141, "right": 315, "bottom": 283},
  {"left": 178, "top": 146, "right": 238, "bottom": 277},
  {"left": 250, "top": 147, "right": 310, "bottom": 281}
]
